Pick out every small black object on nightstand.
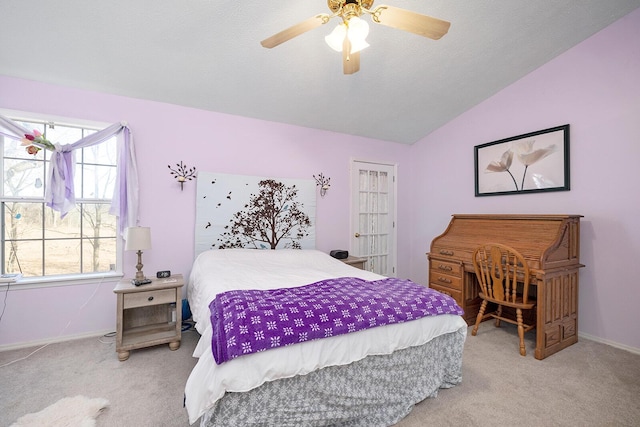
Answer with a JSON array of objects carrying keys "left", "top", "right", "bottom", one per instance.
[
  {"left": 157, "top": 270, "right": 171, "bottom": 278},
  {"left": 330, "top": 250, "right": 348, "bottom": 260},
  {"left": 131, "top": 278, "right": 152, "bottom": 286}
]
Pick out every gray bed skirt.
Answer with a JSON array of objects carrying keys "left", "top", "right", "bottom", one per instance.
[{"left": 200, "top": 325, "right": 467, "bottom": 427}]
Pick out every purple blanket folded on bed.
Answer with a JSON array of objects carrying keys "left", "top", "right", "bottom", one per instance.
[{"left": 209, "top": 277, "right": 464, "bottom": 364}]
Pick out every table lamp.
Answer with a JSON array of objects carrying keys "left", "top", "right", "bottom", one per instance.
[{"left": 125, "top": 226, "right": 151, "bottom": 282}]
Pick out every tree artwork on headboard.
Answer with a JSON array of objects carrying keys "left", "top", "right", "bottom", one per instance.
[
  {"left": 194, "top": 172, "right": 316, "bottom": 256},
  {"left": 216, "top": 179, "right": 311, "bottom": 249}
]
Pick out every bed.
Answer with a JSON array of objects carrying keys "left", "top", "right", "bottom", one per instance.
[{"left": 184, "top": 249, "right": 467, "bottom": 426}]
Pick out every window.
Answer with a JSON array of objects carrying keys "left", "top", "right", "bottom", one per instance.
[{"left": 1, "top": 117, "right": 119, "bottom": 279}]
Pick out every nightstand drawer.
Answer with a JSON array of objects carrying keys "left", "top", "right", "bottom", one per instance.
[
  {"left": 341, "top": 256, "right": 367, "bottom": 270},
  {"left": 123, "top": 289, "right": 176, "bottom": 309}
]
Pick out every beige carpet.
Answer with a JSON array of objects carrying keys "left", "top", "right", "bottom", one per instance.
[{"left": 1, "top": 324, "right": 639, "bottom": 426}]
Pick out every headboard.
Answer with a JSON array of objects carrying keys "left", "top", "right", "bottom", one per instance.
[{"left": 195, "top": 172, "right": 316, "bottom": 256}]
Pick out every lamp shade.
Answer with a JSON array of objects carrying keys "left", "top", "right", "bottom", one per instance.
[
  {"left": 348, "top": 17, "right": 369, "bottom": 41},
  {"left": 124, "top": 227, "right": 152, "bottom": 251},
  {"left": 325, "top": 18, "right": 370, "bottom": 54},
  {"left": 325, "top": 23, "right": 347, "bottom": 52}
]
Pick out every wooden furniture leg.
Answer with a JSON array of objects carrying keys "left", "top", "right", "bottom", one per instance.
[
  {"left": 517, "top": 308, "right": 526, "bottom": 356},
  {"left": 495, "top": 305, "right": 503, "bottom": 327},
  {"left": 472, "top": 300, "right": 488, "bottom": 336}
]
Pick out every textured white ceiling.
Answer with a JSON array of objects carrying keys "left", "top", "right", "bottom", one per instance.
[{"left": 1, "top": 0, "right": 639, "bottom": 144}]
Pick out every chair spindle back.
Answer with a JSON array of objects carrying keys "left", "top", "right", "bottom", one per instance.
[{"left": 473, "top": 243, "right": 530, "bottom": 304}]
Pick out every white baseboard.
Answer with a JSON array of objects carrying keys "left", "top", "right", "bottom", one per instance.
[
  {"left": 579, "top": 331, "right": 640, "bottom": 355},
  {"left": 0, "top": 329, "right": 114, "bottom": 353}
]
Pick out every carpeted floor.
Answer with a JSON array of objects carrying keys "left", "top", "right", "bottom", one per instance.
[{"left": 1, "top": 323, "right": 639, "bottom": 426}]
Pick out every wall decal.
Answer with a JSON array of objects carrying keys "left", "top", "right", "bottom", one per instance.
[{"left": 195, "top": 172, "right": 316, "bottom": 256}]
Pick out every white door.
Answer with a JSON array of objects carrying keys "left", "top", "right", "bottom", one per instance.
[{"left": 350, "top": 160, "right": 397, "bottom": 276}]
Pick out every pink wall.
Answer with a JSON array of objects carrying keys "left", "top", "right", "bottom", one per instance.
[
  {"left": 2, "top": 8, "right": 639, "bottom": 352},
  {"left": 0, "top": 78, "right": 412, "bottom": 347},
  {"left": 409, "top": 8, "right": 640, "bottom": 352}
]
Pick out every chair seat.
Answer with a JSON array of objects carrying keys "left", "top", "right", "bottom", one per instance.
[{"left": 478, "top": 292, "right": 536, "bottom": 310}]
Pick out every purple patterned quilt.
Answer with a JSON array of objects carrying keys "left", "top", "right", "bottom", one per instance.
[{"left": 209, "top": 277, "right": 464, "bottom": 364}]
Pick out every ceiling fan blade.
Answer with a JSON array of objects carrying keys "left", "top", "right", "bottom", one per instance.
[
  {"left": 342, "top": 37, "right": 360, "bottom": 75},
  {"left": 373, "top": 5, "right": 450, "bottom": 40},
  {"left": 261, "top": 14, "right": 329, "bottom": 48}
]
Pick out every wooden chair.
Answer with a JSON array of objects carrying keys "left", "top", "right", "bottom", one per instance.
[{"left": 471, "top": 243, "right": 535, "bottom": 356}]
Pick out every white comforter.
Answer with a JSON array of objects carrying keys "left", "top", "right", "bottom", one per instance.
[{"left": 184, "top": 249, "right": 467, "bottom": 424}]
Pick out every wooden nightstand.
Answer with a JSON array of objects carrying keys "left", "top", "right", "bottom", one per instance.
[
  {"left": 113, "top": 274, "right": 184, "bottom": 361},
  {"left": 341, "top": 256, "right": 368, "bottom": 270}
]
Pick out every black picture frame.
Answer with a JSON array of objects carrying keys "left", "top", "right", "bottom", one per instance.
[{"left": 474, "top": 124, "right": 570, "bottom": 197}]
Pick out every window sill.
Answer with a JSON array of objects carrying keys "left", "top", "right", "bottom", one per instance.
[{"left": 0, "top": 272, "right": 124, "bottom": 291}]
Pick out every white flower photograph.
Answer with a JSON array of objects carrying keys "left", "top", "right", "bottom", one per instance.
[{"left": 474, "top": 125, "right": 570, "bottom": 196}]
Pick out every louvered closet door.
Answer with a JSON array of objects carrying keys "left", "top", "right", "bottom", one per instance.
[{"left": 350, "top": 160, "right": 397, "bottom": 276}]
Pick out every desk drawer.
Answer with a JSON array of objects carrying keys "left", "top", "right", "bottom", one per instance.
[
  {"left": 124, "top": 289, "right": 176, "bottom": 309},
  {"left": 429, "top": 270, "right": 463, "bottom": 291},
  {"left": 429, "top": 283, "right": 463, "bottom": 307},
  {"left": 430, "top": 259, "right": 463, "bottom": 276},
  {"left": 432, "top": 246, "right": 461, "bottom": 258}
]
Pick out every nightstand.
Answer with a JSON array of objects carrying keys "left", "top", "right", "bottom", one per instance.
[
  {"left": 113, "top": 274, "right": 184, "bottom": 361},
  {"left": 341, "top": 256, "right": 368, "bottom": 270}
]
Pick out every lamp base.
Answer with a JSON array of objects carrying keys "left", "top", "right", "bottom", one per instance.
[{"left": 135, "top": 250, "right": 146, "bottom": 281}]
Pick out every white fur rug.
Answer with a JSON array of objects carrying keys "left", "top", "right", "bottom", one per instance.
[{"left": 11, "top": 395, "right": 110, "bottom": 427}]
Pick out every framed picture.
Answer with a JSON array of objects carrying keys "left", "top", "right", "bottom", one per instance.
[{"left": 474, "top": 124, "right": 570, "bottom": 197}]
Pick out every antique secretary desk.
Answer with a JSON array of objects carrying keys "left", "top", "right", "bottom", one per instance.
[{"left": 428, "top": 214, "right": 583, "bottom": 360}]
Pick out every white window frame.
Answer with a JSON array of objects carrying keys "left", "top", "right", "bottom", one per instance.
[{"left": 0, "top": 109, "right": 124, "bottom": 287}]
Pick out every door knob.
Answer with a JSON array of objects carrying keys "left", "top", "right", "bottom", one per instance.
[{"left": 354, "top": 233, "right": 360, "bottom": 238}]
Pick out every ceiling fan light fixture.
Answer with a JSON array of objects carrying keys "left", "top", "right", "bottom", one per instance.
[
  {"left": 348, "top": 17, "right": 369, "bottom": 40},
  {"left": 325, "top": 17, "right": 369, "bottom": 54},
  {"left": 262, "top": 0, "right": 451, "bottom": 74},
  {"left": 347, "top": 36, "right": 369, "bottom": 54},
  {"left": 346, "top": 17, "right": 369, "bottom": 53},
  {"left": 325, "top": 23, "right": 347, "bottom": 51}
]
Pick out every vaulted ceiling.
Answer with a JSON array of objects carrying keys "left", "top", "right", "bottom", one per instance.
[{"left": 1, "top": 1, "right": 639, "bottom": 144}]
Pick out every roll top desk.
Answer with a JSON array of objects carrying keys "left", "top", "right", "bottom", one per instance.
[{"left": 428, "top": 214, "right": 583, "bottom": 360}]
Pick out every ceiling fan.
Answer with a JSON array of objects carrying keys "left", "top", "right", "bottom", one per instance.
[{"left": 260, "top": 0, "right": 451, "bottom": 75}]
